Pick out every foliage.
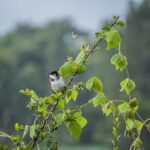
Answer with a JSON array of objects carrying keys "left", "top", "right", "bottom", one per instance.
[{"left": 0, "top": 16, "right": 149, "bottom": 150}]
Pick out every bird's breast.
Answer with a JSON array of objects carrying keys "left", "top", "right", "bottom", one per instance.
[{"left": 51, "top": 77, "right": 65, "bottom": 91}]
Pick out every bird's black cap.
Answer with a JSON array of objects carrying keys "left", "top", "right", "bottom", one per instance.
[{"left": 48, "top": 70, "right": 59, "bottom": 77}]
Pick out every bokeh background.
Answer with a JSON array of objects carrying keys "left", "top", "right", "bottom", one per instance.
[{"left": 0, "top": 0, "right": 150, "bottom": 149}]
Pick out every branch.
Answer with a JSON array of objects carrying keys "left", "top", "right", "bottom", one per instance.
[
  {"left": 65, "top": 16, "right": 119, "bottom": 88},
  {"left": 29, "top": 16, "right": 119, "bottom": 149}
]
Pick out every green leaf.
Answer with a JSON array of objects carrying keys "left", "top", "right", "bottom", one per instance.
[
  {"left": 111, "top": 139, "right": 116, "bottom": 146},
  {"left": 73, "top": 82, "right": 84, "bottom": 90},
  {"left": 126, "top": 119, "right": 135, "bottom": 130},
  {"left": 59, "top": 61, "right": 78, "bottom": 78},
  {"left": 51, "top": 143, "right": 58, "bottom": 150},
  {"left": 105, "top": 27, "right": 121, "bottom": 50},
  {"left": 129, "top": 98, "right": 138, "bottom": 108},
  {"left": 102, "top": 101, "right": 115, "bottom": 116},
  {"left": 71, "top": 89, "right": 78, "bottom": 101},
  {"left": 65, "top": 90, "right": 72, "bottom": 103},
  {"left": 120, "top": 78, "right": 136, "bottom": 95},
  {"left": 37, "top": 102, "right": 47, "bottom": 117},
  {"left": 65, "top": 89, "right": 78, "bottom": 103},
  {"left": 68, "top": 121, "right": 82, "bottom": 140},
  {"left": 14, "top": 123, "right": 24, "bottom": 131},
  {"left": 14, "top": 123, "right": 20, "bottom": 131},
  {"left": 77, "top": 64, "right": 86, "bottom": 74},
  {"left": 56, "top": 99, "right": 65, "bottom": 110},
  {"left": 90, "top": 92, "right": 106, "bottom": 107},
  {"left": 111, "top": 53, "right": 128, "bottom": 71},
  {"left": 11, "top": 135, "right": 20, "bottom": 144},
  {"left": 44, "top": 96, "right": 55, "bottom": 105},
  {"left": 59, "top": 62, "right": 73, "bottom": 78},
  {"left": 19, "top": 89, "right": 39, "bottom": 100},
  {"left": 27, "top": 100, "right": 37, "bottom": 110},
  {"left": 124, "top": 111, "right": 134, "bottom": 121},
  {"left": 102, "top": 24, "right": 111, "bottom": 31},
  {"left": 74, "top": 112, "right": 87, "bottom": 128},
  {"left": 55, "top": 113, "right": 65, "bottom": 123},
  {"left": 22, "top": 125, "right": 28, "bottom": 140},
  {"left": 19, "top": 89, "right": 31, "bottom": 96},
  {"left": 113, "top": 16, "right": 119, "bottom": 20},
  {"left": 125, "top": 119, "right": 143, "bottom": 133},
  {"left": 112, "top": 127, "right": 117, "bottom": 137},
  {"left": 132, "top": 138, "right": 143, "bottom": 149},
  {"left": 134, "top": 120, "right": 143, "bottom": 134},
  {"left": 118, "top": 103, "right": 130, "bottom": 114},
  {"left": 95, "top": 32, "right": 100, "bottom": 38},
  {"left": 116, "top": 21, "right": 125, "bottom": 27},
  {"left": 75, "top": 51, "right": 86, "bottom": 64},
  {"left": 129, "top": 98, "right": 138, "bottom": 112},
  {"left": 86, "top": 76, "right": 103, "bottom": 93},
  {"left": 29, "top": 125, "right": 35, "bottom": 139}
]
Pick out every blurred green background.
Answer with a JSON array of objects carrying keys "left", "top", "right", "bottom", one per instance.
[{"left": 0, "top": 0, "right": 150, "bottom": 149}]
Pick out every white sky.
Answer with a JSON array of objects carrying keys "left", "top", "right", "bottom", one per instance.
[{"left": 0, "top": 0, "right": 142, "bottom": 35}]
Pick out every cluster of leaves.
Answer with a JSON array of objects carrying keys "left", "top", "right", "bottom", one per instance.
[{"left": 0, "top": 16, "right": 150, "bottom": 150}]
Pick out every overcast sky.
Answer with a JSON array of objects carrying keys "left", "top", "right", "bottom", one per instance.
[{"left": 0, "top": 0, "right": 141, "bottom": 35}]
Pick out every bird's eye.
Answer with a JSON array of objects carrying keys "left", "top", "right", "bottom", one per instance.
[{"left": 50, "top": 78, "right": 54, "bottom": 82}]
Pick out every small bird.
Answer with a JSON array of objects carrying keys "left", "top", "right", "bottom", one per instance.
[{"left": 48, "top": 70, "right": 65, "bottom": 92}]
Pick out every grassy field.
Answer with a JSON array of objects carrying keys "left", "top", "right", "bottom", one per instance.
[{"left": 60, "top": 145, "right": 109, "bottom": 150}]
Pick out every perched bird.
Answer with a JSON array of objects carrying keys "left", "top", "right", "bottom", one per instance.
[{"left": 48, "top": 70, "right": 65, "bottom": 92}]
